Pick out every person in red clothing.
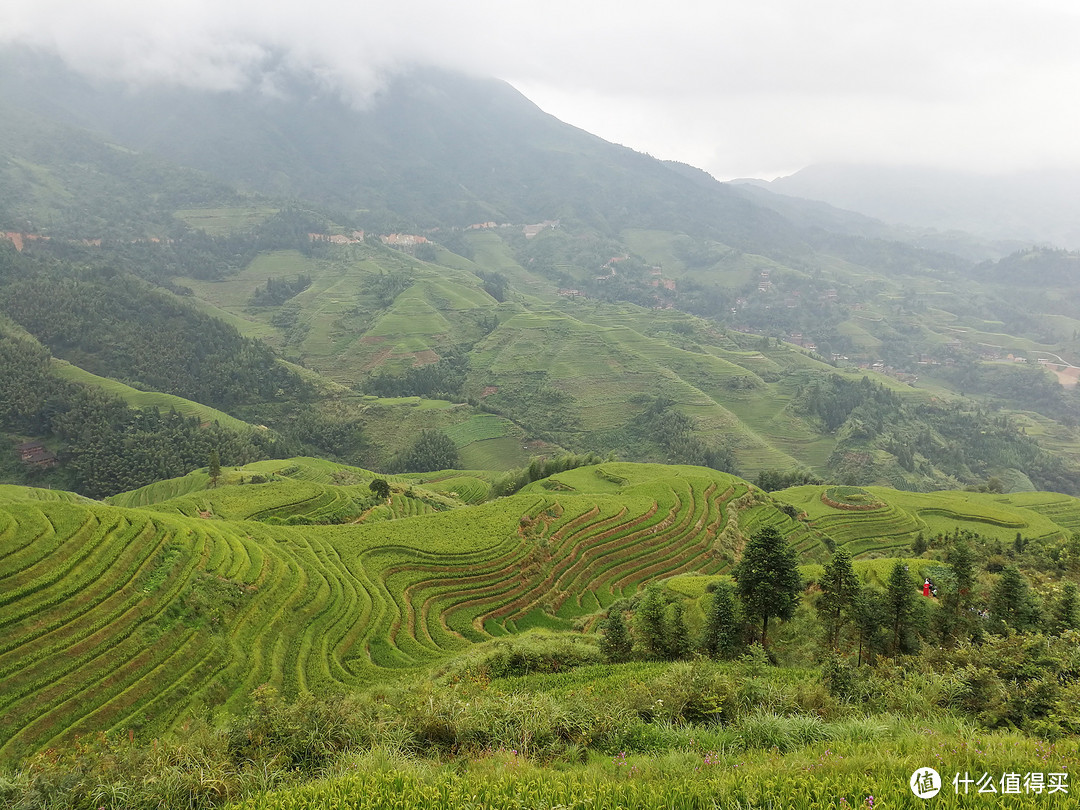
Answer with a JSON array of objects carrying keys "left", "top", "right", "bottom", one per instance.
[{"left": 923, "top": 579, "right": 931, "bottom": 597}]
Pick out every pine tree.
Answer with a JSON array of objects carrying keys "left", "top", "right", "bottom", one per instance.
[
  {"left": 599, "top": 609, "right": 633, "bottom": 662},
  {"left": 1051, "top": 582, "right": 1079, "bottom": 635},
  {"left": 208, "top": 449, "right": 221, "bottom": 488},
  {"left": 635, "top": 585, "right": 667, "bottom": 659},
  {"left": 734, "top": 526, "right": 802, "bottom": 651},
  {"left": 990, "top": 566, "right": 1039, "bottom": 633},
  {"left": 853, "top": 588, "right": 886, "bottom": 666},
  {"left": 701, "top": 581, "right": 741, "bottom": 659},
  {"left": 664, "top": 600, "right": 691, "bottom": 660},
  {"left": 886, "top": 561, "right": 916, "bottom": 657},
  {"left": 817, "top": 549, "right": 860, "bottom": 648},
  {"left": 941, "top": 539, "right": 976, "bottom": 642}
]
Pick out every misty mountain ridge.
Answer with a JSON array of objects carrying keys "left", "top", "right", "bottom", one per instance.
[
  {"left": 1, "top": 47, "right": 1018, "bottom": 278},
  {"left": 0, "top": 49, "right": 800, "bottom": 246},
  {"left": 745, "top": 163, "right": 1080, "bottom": 250}
]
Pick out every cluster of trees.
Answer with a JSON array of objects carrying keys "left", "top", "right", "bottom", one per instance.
[
  {"left": 753, "top": 468, "right": 822, "bottom": 492},
  {"left": 363, "top": 270, "right": 415, "bottom": 308},
  {"left": 951, "top": 360, "right": 1080, "bottom": 425},
  {"left": 366, "top": 355, "right": 468, "bottom": 401},
  {"left": 794, "top": 374, "right": 902, "bottom": 433},
  {"left": 491, "top": 452, "right": 608, "bottom": 497},
  {"left": 632, "top": 396, "right": 738, "bottom": 473},
  {"left": 391, "top": 430, "right": 460, "bottom": 473},
  {"left": 249, "top": 274, "right": 312, "bottom": 307},
  {"left": 33, "top": 207, "right": 331, "bottom": 288},
  {"left": 600, "top": 525, "right": 1080, "bottom": 670},
  {"left": 601, "top": 526, "right": 802, "bottom": 662},
  {"left": 592, "top": 394, "right": 736, "bottom": 475},
  {"left": 982, "top": 246, "right": 1080, "bottom": 286},
  {"left": 475, "top": 377, "right": 582, "bottom": 441},
  {"left": 790, "top": 372, "right": 1080, "bottom": 494},
  {"left": 247, "top": 404, "right": 367, "bottom": 467},
  {"left": 473, "top": 270, "right": 510, "bottom": 303}
]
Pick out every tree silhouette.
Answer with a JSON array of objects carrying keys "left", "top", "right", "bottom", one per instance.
[
  {"left": 208, "top": 449, "right": 221, "bottom": 488},
  {"left": 886, "top": 561, "right": 916, "bottom": 656},
  {"left": 701, "top": 581, "right": 741, "bottom": 659},
  {"left": 598, "top": 608, "right": 633, "bottom": 662}
]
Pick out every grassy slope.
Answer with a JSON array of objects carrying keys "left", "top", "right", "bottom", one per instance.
[
  {"left": 170, "top": 242, "right": 824, "bottom": 475},
  {"left": 775, "top": 484, "right": 1074, "bottom": 556}
]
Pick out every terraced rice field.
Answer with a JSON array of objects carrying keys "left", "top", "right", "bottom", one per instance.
[
  {"left": 777, "top": 484, "right": 1077, "bottom": 555},
  {"left": 0, "top": 465, "right": 779, "bottom": 757},
  {"left": 8, "top": 463, "right": 1080, "bottom": 759}
]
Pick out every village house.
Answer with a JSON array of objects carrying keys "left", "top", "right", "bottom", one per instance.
[
  {"left": 308, "top": 231, "right": 364, "bottom": 244},
  {"left": 16, "top": 441, "right": 57, "bottom": 467},
  {"left": 380, "top": 234, "right": 429, "bottom": 247},
  {"left": 523, "top": 220, "right": 559, "bottom": 238}
]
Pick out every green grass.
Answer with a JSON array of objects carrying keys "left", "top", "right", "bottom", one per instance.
[{"left": 227, "top": 728, "right": 1080, "bottom": 810}]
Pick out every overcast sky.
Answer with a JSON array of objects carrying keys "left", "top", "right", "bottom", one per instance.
[{"left": 4, "top": 0, "right": 1080, "bottom": 180}]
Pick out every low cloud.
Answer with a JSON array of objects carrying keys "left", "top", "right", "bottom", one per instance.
[{"left": 3, "top": 0, "right": 1080, "bottom": 178}]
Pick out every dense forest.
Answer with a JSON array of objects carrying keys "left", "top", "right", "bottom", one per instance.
[
  {"left": 0, "top": 245, "right": 311, "bottom": 410},
  {"left": 0, "top": 331, "right": 283, "bottom": 497}
]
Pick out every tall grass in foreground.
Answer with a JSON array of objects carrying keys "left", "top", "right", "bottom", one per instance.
[
  {"left": 5, "top": 711, "right": 1076, "bottom": 809},
  {"left": 230, "top": 732, "right": 1080, "bottom": 810}
]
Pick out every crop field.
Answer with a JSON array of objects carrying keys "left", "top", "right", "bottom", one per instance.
[
  {"left": 465, "top": 310, "right": 807, "bottom": 474},
  {"left": 175, "top": 247, "right": 496, "bottom": 382},
  {"left": 159, "top": 237, "right": 976, "bottom": 477},
  {"left": 172, "top": 206, "right": 279, "bottom": 235}
]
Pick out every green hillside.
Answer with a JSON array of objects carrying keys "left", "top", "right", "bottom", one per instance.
[
  {"left": 51, "top": 359, "right": 254, "bottom": 433},
  {"left": 3, "top": 56, "right": 1080, "bottom": 494}
]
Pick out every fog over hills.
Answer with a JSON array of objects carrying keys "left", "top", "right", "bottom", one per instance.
[{"left": 746, "top": 163, "right": 1080, "bottom": 250}]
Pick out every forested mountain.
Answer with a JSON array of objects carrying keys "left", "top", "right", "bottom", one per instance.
[{"left": 0, "top": 49, "right": 856, "bottom": 250}]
